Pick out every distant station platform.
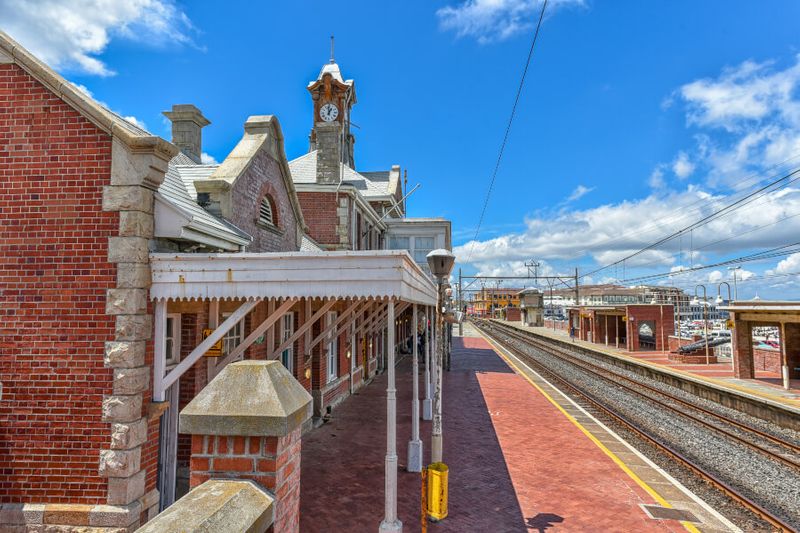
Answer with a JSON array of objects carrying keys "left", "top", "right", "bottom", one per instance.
[
  {"left": 508, "top": 322, "right": 800, "bottom": 407},
  {"left": 300, "top": 323, "right": 735, "bottom": 531}
]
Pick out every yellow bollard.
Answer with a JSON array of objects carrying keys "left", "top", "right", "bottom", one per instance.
[{"left": 426, "top": 462, "right": 448, "bottom": 521}]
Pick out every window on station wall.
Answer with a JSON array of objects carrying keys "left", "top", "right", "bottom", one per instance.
[
  {"left": 326, "top": 311, "right": 338, "bottom": 383},
  {"left": 165, "top": 314, "right": 181, "bottom": 366},
  {"left": 389, "top": 236, "right": 410, "bottom": 251},
  {"left": 258, "top": 196, "right": 277, "bottom": 228},
  {"left": 281, "top": 313, "right": 294, "bottom": 374},
  {"left": 414, "top": 236, "right": 434, "bottom": 263},
  {"left": 221, "top": 312, "right": 244, "bottom": 359}
]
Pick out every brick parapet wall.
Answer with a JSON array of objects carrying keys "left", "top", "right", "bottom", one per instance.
[{"left": 188, "top": 429, "right": 302, "bottom": 533}]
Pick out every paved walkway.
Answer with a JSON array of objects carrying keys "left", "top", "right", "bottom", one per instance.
[{"left": 300, "top": 327, "right": 699, "bottom": 532}]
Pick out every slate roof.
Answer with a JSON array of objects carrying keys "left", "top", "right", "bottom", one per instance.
[
  {"left": 300, "top": 233, "right": 323, "bottom": 252},
  {"left": 288, "top": 151, "right": 392, "bottom": 199},
  {"left": 157, "top": 152, "right": 251, "bottom": 247}
]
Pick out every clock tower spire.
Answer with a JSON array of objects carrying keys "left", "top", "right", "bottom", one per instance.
[{"left": 307, "top": 42, "right": 357, "bottom": 185}]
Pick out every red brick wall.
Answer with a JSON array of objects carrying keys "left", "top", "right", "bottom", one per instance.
[
  {"left": 753, "top": 347, "right": 781, "bottom": 373},
  {"left": 626, "top": 305, "right": 675, "bottom": 351},
  {"left": 0, "top": 63, "right": 115, "bottom": 503},
  {"left": 228, "top": 152, "right": 299, "bottom": 252},
  {"left": 505, "top": 308, "right": 521, "bottom": 322},
  {"left": 296, "top": 191, "right": 340, "bottom": 246}
]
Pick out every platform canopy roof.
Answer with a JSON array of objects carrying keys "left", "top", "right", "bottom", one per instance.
[{"left": 150, "top": 250, "right": 437, "bottom": 305}]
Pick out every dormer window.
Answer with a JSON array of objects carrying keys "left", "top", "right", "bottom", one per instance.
[{"left": 259, "top": 196, "right": 275, "bottom": 227}]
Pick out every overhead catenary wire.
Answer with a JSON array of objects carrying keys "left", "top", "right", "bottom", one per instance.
[
  {"left": 466, "top": 0, "right": 548, "bottom": 263},
  {"left": 614, "top": 242, "right": 800, "bottom": 285},
  {"left": 562, "top": 151, "right": 800, "bottom": 262},
  {"left": 581, "top": 166, "right": 800, "bottom": 279}
]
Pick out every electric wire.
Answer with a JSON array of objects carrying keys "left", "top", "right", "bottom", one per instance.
[
  {"left": 466, "top": 0, "right": 548, "bottom": 263},
  {"left": 581, "top": 166, "right": 800, "bottom": 279}
]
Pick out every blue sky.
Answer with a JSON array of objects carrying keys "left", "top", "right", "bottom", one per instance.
[{"left": 4, "top": 0, "right": 800, "bottom": 299}]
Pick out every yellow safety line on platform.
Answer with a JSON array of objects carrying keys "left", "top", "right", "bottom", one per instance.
[
  {"left": 477, "top": 330, "right": 701, "bottom": 533},
  {"left": 520, "top": 324, "right": 800, "bottom": 407}
]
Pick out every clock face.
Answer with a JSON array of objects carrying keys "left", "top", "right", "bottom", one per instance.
[{"left": 320, "top": 103, "right": 339, "bottom": 122}]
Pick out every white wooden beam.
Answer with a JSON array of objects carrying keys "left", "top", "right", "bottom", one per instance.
[
  {"left": 308, "top": 300, "right": 367, "bottom": 352},
  {"left": 153, "top": 300, "right": 168, "bottom": 401},
  {"left": 271, "top": 299, "right": 336, "bottom": 360},
  {"left": 219, "top": 298, "right": 297, "bottom": 367},
  {"left": 161, "top": 299, "right": 259, "bottom": 392}
]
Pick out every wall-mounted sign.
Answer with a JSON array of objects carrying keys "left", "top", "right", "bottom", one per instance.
[{"left": 202, "top": 329, "right": 223, "bottom": 357}]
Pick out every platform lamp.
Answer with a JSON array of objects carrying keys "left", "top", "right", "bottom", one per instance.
[
  {"left": 691, "top": 285, "right": 711, "bottom": 365},
  {"left": 426, "top": 249, "right": 454, "bottom": 467}
]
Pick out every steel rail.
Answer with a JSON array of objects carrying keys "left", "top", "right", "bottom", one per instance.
[
  {"left": 487, "top": 320, "right": 800, "bottom": 470},
  {"left": 473, "top": 319, "right": 797, "bottom": 533}
]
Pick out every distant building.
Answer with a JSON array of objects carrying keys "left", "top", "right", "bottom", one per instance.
[
  {"left": 519, "top": 288, "right": 544, "bottom": 326},
  {"left": 473, "top": 287, "right": 522, "bottom": 318},
  {"left": 385, "top": 217, "right": 452, "bottom": 278}
]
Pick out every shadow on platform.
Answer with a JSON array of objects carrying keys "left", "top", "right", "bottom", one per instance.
[{"left": 299, "top": 336, "right": 527, "bottom": 532}]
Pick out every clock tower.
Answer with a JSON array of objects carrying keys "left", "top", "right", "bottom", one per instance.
[{"left": 308, "top": 46, "right": 357, "bottom": 185}]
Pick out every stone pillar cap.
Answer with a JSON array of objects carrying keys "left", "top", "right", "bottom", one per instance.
[{"left": 179, "top": 360, "right": 312, "bottom": 437}]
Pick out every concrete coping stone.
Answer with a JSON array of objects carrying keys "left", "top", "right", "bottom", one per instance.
[
  {"left": 179, "top": 360, "right": 312, "bottom": 437},
  {"left": 135, "top": 480, "right": 273, "bottom": 533}
]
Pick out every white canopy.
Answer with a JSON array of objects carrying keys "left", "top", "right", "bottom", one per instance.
[{"left": 150, "top": 250, "right": 437, "bottom": 305}]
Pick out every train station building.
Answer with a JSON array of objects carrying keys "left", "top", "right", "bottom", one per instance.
[
  {"left": 566, "top": 304, "right": 675, "bottom": 352},
  {"left": 0, "top": 30, "right": 447, "bottom": 531},
  {"left": 723, "top": 301, "right": 800, "bottom": 389}
]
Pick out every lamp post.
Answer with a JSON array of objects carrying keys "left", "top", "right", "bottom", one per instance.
[
  {"left": 427, "top": 249, "right": 455, "bottom": 466},
  {"left": 691, "top": 285, "right": 710, "bottom": 365},
  {"left": 406, "top": 304, "right": 423, "bottom": 473},
  {"left": 728, "top": 266, "right": 741, "bottom": 301}
]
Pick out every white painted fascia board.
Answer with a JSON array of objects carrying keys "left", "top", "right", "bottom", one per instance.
[{"left": 149, "top": 251, "right": 436, "bottom": 304}]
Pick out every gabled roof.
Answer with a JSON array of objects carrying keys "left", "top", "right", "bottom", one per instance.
[
  {"left": 0, "top": 30, "right": 176, "bottom": 163},
  {"left": 200, "top": 115, "right": 307, "bottom": 232}
]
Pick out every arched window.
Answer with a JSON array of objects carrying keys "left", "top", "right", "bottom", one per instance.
[{"left": 259, "top": 196, "right": 275, "bottom": 227}]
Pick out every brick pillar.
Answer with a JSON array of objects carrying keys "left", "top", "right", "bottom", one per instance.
[
  {"left": 733, "top": 317, "right": 755, "bottom": 379},
  {"left": 785, "top": 323, "right": 800, "bottom": 380},
  {"left": 188, "top": 430, "right": 302, "bottom": 531},
  {"left": 179, "top": 360, "right": 311, "bottom": 533}
]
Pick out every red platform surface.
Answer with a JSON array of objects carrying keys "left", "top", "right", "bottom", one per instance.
[{"left": 300, "top": 335, "right": 685, "bottom": 532}]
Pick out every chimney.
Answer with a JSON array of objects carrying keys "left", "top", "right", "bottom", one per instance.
[{"left": 162, "top": 104, "right": 210, "bottom": 164}]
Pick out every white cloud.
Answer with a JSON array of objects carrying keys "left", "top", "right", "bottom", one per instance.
[
  {"left": 200, "top": 152, "right": 218, "bottom": 165},
  {"left": 436, "top": 0, "right": 584, "bottom": 43},
  {"left": 565, "top": 184, "right": 594, "bottom": 203},
  {"left": 69, "top": 82, "right": 148, "bottom": 131},
  {"left": 769, "top": 252, "right": 800, "bottom": 275},
  {"left": 672, "top": 151, "right": 695, "bottom": 179},
  {"left": 680, "top": 58, "right": 800, "bottom": 131},
  {"left": 648, "top": 166, "right": 666, "bottom": 189},
  {"left": 707, "top": 270, "right": 723, "bottom": 283},
  {"left": 1, "top": 0, "right": 195, "bottom": 76},
  {"left": 457, "top": 185, "right": 800, "bottom": 275}
]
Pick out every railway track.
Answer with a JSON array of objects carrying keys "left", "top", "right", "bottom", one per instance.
[{"left": 472, "top": 318, "right": 800, "bottom": 532}]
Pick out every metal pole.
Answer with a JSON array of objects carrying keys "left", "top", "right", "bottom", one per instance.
[
  {"left": 407, "top": 304, "right": 423, "bottom": 472},
  {"left": 780, "top": 322, "right": 790, "bottom": 390},
  {"left": 431, "top": 279, "right": 444, "bottom": 464},
  {"left": 423, "top": 306, "right": 432, "bottom": 420},
  {"left": 458, "top": 268, "right": 463, "bottom": 337},
  {"left": 574, "top": 267, "right": 580, "bottom": 307},
  {"left": 379, "top": 301, "right": 402, "bottom": 533},
  {"left": 704, "top": 303, "right": 710, "bottom": 365}
]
